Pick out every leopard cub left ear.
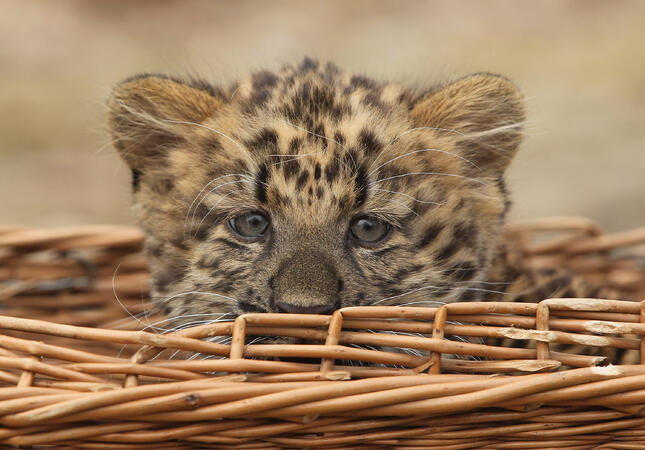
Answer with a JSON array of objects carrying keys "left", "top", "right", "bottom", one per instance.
[
  {"left": 107, "top": 74, "right": 222, "bottom": 170},
  {"left": 411, "top": 73, "right": 526, "bottom": 175}
]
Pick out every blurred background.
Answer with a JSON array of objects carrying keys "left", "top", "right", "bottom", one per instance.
[{"left": 1, "top": 0, "right": 643, "bottom": 231}]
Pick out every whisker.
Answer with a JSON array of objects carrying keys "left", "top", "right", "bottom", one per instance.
[
  {"left": 110, "top": 263, "right": 158, "bottom": 332},
  {"left": 184, "top": 174, "right": 251, "bottom": 235},
  {"left": 370, "top": 172, "right": 486, "bottom": 187},
  {"left": 367, "top": 148, "right": 479, "bottom": 178},
  {"left": 372, "top": 188, "right": 444, "bottom": 206},
  {"left": 192, "top": 187, "right": 249, "bottom": 237},
  {"left": 369, "top": 285, "right": 446, "bottom": 305},
  {"left": 161, "top": 119, "right": 247, "bottom": 152},
  {"left": 155, "top": 290, "right": 241, "bottom": 306}
]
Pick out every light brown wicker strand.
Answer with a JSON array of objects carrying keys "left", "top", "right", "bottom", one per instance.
[
  {"left": 230, "top": 314, "right": 247, "bottom": 360},
  {"left": 536, "top": 301, "right": 551, "bottom": 361},
  {"left": 428, "top": 305, "right": 447, "bottom": 374},
  {"left": 320, "top": 309, "right": 343, "bottom": 372}
]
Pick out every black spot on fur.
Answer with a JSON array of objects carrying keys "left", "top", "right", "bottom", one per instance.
[
  {"left": 362, "top": 90, "right": 385, "bottom": 110},
  {"left": 372, "top": 246, "right": 399, "bottom": 257},
  {"left": 299, "top": 57, "right": 319, "bottom": 73},
  {"left": 256, "top": 164, "right": 269, "bottom": 204},
  {"left": 309, "top": 123, "right": 327, "bottom": 146},
  {"left": 203, "top": 136, "right": 221, "bottom": 152},
  {"left": 148, "top": 243, "right": 163, "bottom": 258},
  {"left": 350, "top": 75, "right": 376, "bottom": 90},
  {"left": 197, "top": 256, "right": 220, "bottom": 269},
  {"left": 194, "top": 224, "right": 211, "bottom": 241},
  {"left": 282, "top": 159, "right": 299, "bottom": 180},
  {"left": 289, "top": 137, "right": 303, "bottom": 153},
  {"left": 354, "top": 165, "right": 369, "bottom": 207},
  {"left": 215, "top": 238, "right": 249, "bottom": 251},
  {"left": 252, "top": 70, "right": 278, "bottom": 90},
  {"left": 248, "top": 89, "right": 270, "bottom": 109},
  {"left": 131, "top": 169, "right": 141, "bottom": 191},
  {"left": 153, "top": 265, "right": 187, "bottom": 292},
  {"left": 334, "top": 131, "right": 346, "bottom": 146},
  {"left": 359, "top": 130, "right": 382, "bottom": 156},
  {"left": 436, "top": 240, "right": 461, "bottom": 262},
  {"left": 338, "top": 194, "right": 351, "bottom": 210},
  {"left": 316, "top": 186, "right": 324, "bottom": 199},
  {"left": 325, "top": 158, "right": 340, "bottom": 183},
  {"left": 238, "top": 301, "right": 268, "bottom": 313},
  {"left": 453, "top": 223, "right": 478, "bottom": 248},
  {"left": 296, "top": 169, "right": 309, "bottom": 189},
  {"left": 247, "top": 128, "right": 279, "bottom": 152},
  {"left": 392, "top": 264, "right": 425, "bottom": 283},
  {"left": 419, "top": 223, "right": 444, "bottom": 249},
  {"left": 314, "top": 163, "right": 321, "bottom": 180},
  {"left": 273, "top": 190, "right": 288, "bottom": 205}
]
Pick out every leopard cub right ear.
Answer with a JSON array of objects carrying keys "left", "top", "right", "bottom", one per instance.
[
  {"left": 410, "top": 73, "right": 526, "bottom": 176},
  {"left": 107, "top": 74, "right": 222, "bottom": 169}
]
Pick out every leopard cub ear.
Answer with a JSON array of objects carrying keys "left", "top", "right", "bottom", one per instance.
[
  {"left": 107, "top": 74, "right": 222, "bottom": 169},
  {"left": 410, "top": 73, "right": 526, "bottom": 175}
]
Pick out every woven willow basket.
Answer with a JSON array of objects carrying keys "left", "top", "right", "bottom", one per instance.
[{"left": 1, "top": 217, "right": 644, "bottom": 449}]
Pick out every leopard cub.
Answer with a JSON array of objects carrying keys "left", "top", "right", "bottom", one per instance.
[{"left": 108, "top": 58, "right": 598, "bottom": 328}]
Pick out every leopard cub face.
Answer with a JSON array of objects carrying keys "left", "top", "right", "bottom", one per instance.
[{"left": 108, "top": 58, "right": 525, "bottom": 325}]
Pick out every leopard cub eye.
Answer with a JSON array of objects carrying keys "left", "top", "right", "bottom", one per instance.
[
  {"left": 349, "top": 215, "right": 391, "bottom": 246},
  {"left": 228, "top": 211, "right": 270, "bottom": 239}
]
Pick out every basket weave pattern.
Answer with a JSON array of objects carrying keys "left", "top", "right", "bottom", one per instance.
[{"left": 1, "top": 218, "right": 644, "bottom": 449}]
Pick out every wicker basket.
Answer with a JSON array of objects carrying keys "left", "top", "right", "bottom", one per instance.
[{"left": 1, "top": 217, "right": 644, "bottom": 449}]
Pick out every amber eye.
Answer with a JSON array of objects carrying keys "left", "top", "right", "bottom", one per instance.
[
  {"left": 228, "top": 211, "right": 270, "bottom": 239},
  {"left": 349, "top": 215, "right": 391, "bottom": 246}
]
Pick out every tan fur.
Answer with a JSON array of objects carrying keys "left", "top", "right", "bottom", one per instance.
[{"left": 107, "top": 59, "right": 615, "bottom": 341}]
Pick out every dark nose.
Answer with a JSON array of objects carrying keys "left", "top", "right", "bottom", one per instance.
[
  {"left": 274, "top": 301, "right": 336, "bottom": 315},
  {"left": 273, "top": 250, "right": 340, "bottom": 315}
]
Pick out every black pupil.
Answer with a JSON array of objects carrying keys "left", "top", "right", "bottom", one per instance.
[
  {"left": 235, "top": 212, "right": 268, "bottom": 237},
  {"left": 352, "top": 216, "right": 387, "bottom": 243}
]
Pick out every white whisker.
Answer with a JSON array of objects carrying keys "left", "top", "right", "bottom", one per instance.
[
  {"left": 370, "top": 172, "right": 486, "bottom": 187},
  {"left": 368, "top": 148, "right": 479, "bottom": 178},
  {"left": 184, "top": 174, "right": 251, "bottom": 235},
  {"left": 372, "top": 188, "right": 444, "bottom": 206}
]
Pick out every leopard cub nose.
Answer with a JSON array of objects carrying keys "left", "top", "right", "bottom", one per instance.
[{"left": 274, "top": 301, "right": 335, "bottom": 315}]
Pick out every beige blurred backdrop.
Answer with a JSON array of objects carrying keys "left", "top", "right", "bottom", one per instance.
[{"left": 1, "top": 0, "right": 643, "bottom": 231}]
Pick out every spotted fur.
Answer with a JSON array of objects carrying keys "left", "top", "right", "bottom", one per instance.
[{"left": 108, "top": 59, "right": 615, "bottom": 336}]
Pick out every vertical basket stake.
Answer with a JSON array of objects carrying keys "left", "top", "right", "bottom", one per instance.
[
  {"left": 536, "top": 301, "right": 551, "bottom": 361},
  {"left": 320, "top": 310, "right": 343, "bottom": 373},
  {"left": 17, "top": 356, "right": 37, "bottom": 387},
  {"left": 229, "top": 315, "right": 247, "bottom": 360},
  {"left": 428, "top": 306, "right": 448, "bottom": 374}
]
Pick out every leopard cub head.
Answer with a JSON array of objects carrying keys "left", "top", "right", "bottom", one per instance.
[{"left": 108, "top": 58, "right": 525, "bottom": 325}]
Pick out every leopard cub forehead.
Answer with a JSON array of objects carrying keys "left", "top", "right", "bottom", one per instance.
[{"left": 199, "top": 59, "right": 422, "bottom": 222}]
